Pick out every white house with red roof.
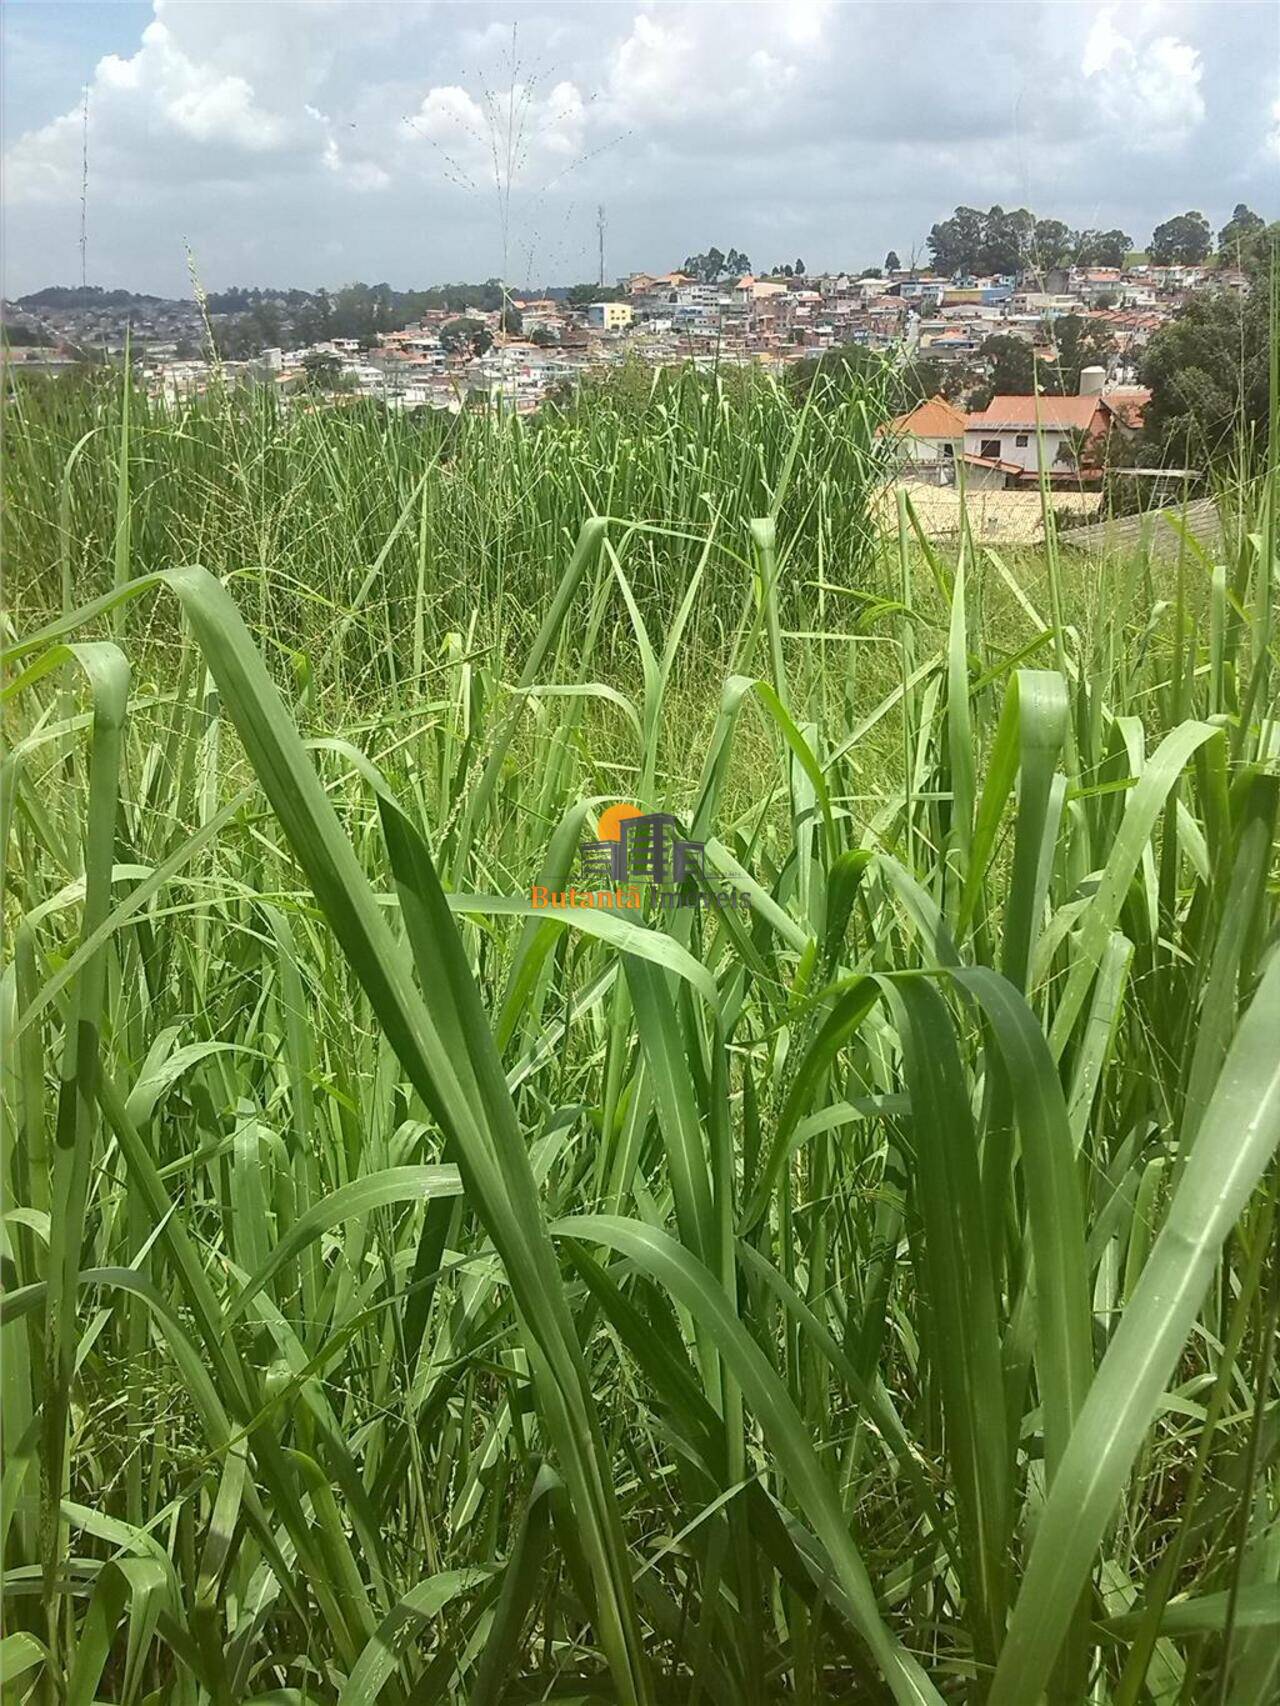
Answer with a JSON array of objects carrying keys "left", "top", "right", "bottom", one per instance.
[
  {"left": 879, "top": 394, "right": 967, "bottom": 472},
  {"left": 961, "top": 369, "right": 1124, "bottom": 487}
]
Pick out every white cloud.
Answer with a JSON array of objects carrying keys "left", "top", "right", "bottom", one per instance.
[
  {"left": 1081, "top": 8, "right": 1205, "bottom": 151},
  {"left": 410, "top": 86, "right": 487, "bottom": 147},
  {"left": 778, "top": 0, "right": 833, "bottom": 49},
  {"left": 5, "top": 11, "right": 310, "bottom": 206},
  {"left": 1, "top": 1, "right": 1271, "bottom": 297},
  {"left": 609, "top": 15, "right": 697, "bottom": 117},
  {"left": 604, "top": 8, "right": 806, "bottom": 127},
  {"left": 1081, "top": 8, "right": 1126, "bottom": 79}
]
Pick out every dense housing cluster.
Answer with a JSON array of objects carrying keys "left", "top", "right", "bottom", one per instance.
[{"left": 0, "top": 249, "right": 1249, "bottom": 419}]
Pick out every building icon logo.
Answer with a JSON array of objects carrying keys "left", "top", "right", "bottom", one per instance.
[
  {"left": 529, "top": 802, "right": 748, "bottom": 917},
  {"left": 579, "top": 805, "right": 706, "bottom": 887}
]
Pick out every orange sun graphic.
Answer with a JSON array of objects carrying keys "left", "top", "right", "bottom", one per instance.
[{"left": 597, "top": 801, "right": 642, "bottom": 842}]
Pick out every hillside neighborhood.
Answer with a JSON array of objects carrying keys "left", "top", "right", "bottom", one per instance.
[
  {"left": 1, "top": 253, "right": 1239, "bottom": 431},
  {"left": 3, "top": 204, "right": 1270, "bottom": 540}
]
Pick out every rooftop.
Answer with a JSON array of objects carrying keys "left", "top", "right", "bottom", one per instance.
[
  {"left": 965, "top": 394, "right": 1113, "bottom": 431},
  {"left": 882, "top": 394, "right": 967, "bottom": 441}
]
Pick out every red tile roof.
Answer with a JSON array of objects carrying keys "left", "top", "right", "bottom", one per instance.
[
  {"left": 882, "top": 394, "right": 967, "bottom": 440},
  {"left": 965, "top": 394, "right": 1113, "bottom": 431},
  {"left": 1103, "top": 386, "right": 1151, "bottom": 429}
]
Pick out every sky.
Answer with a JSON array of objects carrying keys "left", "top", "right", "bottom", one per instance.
[{"left": 3, "top": 0, "right": 1277, "bottom": 298}]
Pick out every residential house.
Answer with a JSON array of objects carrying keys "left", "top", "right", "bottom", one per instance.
[
  {"left": 880, "top": 395, "right": 966, "bottom": 479},
  {"left": 586, "top": 301, "right": 633, "bottom": 331},
  {"left": 962, "top": 371, "right": 1123, "bottom": 488}
]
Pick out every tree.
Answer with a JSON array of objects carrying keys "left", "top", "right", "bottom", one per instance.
[
  {"left": 529, "top": 326, "right": 558, "bottom": 347},
  {"left": 681, "top": 247, "right": 727, "bottom": 283},
  {"left": 927, "top": 205, "right": 986, "bottom": 274},
  {"left": 215, "top": 315, "right": 267, "bottom": 360},
  {"left": 785, "top": 341, "right": 914, "bottom": 409},
  {"left": 500, "top": 303, "right": 523, "bottom": 336},
  {"left": 859, "top": 268, "right": 883, "bottom": 280},
  {"left": 725, "top": 247, "right": 751, "bottom": 277},
  {"left": 980, "top": 206, "right": 1033, "bottom": 274},
  {"left": 300, "top": 351, "right": 351, "bottom": 392},
  {"left": 1235, "top": 219, "right": 1279, "bottom": 274},
  {"left": 439, "top": 316, "right": 487, "bottom": 354},
  {"left": 1149, "top": 211, "right": 1212, "bottom": 266},
  {"left": 1139, "top": 227, "right": 1275, "bottom": 466},
  {"left": 1074, "top": 229, "right": 1132, "bottom": 268},
  {"left": 978, "top": 333, "right": 1035, "bottom": 395},
  {"left": 927, "top": 204, "right": 1033, "bottom": 276},
  {"left": 1049, "top": 314, "right": 1116, "bottom": 394},
  {"left": 565, "top": 283, "right": 623, "bottom": 306},
  {"left": 1218, "top": 203, "right": 1265, "bottom": 261},
  {"left": 885, "top": 250, "right": 901, "bottom": 273},
  {"left": 1030, "top": 219, "right": 1072, "bottom": 270},
  {"left": 794, "top": 257, "right": 806, "bottom": 276},
  {"left": 248, "top": 302, "right": 283, "bottom": 347}
]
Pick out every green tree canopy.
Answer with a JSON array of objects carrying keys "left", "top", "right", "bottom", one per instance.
[
  {"left": 1073, "top": 229, "right": 1132, "bottom": 268},
  {"left": 1149, "top": 211, "right": 1212, "bottom": 266},
  {"left": 926, "top": 206, "right": 1137, "bottom": 275},
  {"left": 565, "top": 283, "right": 624, "bottom": 306},
  {"left": 1218, "top": 204, "right": 1265, "bottom": 260},
  {"left": 1030, "top": 219, "right": 1072, "bottom": 269},
  {"left": 680, "top": 247, "right": 750, "bottom": 283},
  {"left": 439, "top": 317, "right": 488, "bottom": 355},
  {"left": 1049, "top": 314, "right": 1116, "bottom": 394},
  {"left": 1139, "top": 228, "right": 1275, "bottom": 467},
  {"left": 926, "top": 206, "right": 987, "bottom": 274},
  {"left": 299, "top": 350, "right": 353, "bottom": 393},
  {"left": 977, "top": 334, "right": 1036, "bottom": 396}
]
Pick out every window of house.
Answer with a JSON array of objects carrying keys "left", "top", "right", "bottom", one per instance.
[
  {"left": 980, "top": 439, "right": 1001, "bottom": 460},
  {"left": 941, "top": 443, "right": 954, "bottom": 458},
  {"left": 1015, "top": 433, "right": 1029, "bottom": 447}
]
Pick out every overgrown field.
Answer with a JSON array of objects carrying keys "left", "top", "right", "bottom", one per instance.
[{"left": 2, "top": 371, "right": 1278, "bottom": 1705}]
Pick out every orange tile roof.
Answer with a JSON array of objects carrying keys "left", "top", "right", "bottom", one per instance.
[
  {"left": 882, "top": 394, "right": 967, "bottom": 440},
  {"left": 1103, "top": 386, "right": 1151, "bottom": 429},
  {"left": 965, "top": 394, "right": 1112, "bottom": 431}
]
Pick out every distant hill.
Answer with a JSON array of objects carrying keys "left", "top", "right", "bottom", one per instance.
[{"left": 17, "top": 286, "right": 172, "bottom": 310}]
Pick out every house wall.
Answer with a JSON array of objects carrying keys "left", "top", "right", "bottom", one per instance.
[
  {"left": 963, "top": 426, "right": 1068, "bottom": 474},
  {"left": 962, "top": 461, "right": 1009, "bottom": 491},
  {"left": 901, "top": 433, "right": 962, "bottom": 466},
  {"left": 587, "top": 302, "right": 633, "bottom": 330}
]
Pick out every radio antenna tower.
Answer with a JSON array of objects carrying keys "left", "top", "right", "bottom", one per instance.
[
  {"left": 79, "top": 82, "right": 90, "bottom": 287},
  {"left": 597, "top": 203, "right": 606, "bottom": 287}
]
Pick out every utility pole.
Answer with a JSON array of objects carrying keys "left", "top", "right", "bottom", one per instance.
[
  {"left": 597, "top": 203, "right": 606, "bottom": 288},
  {"left": 79, "top": 82, "right": 89, "bottom": 288}
]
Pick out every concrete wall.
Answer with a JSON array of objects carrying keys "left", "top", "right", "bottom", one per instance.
[{"left": 964, "top": 427, "right": 1069, "bottom": 474}]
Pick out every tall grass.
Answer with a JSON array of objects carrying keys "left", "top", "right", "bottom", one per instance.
[{"left": 2, "top": 366, "right": 1278, "bottom": 1705}]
